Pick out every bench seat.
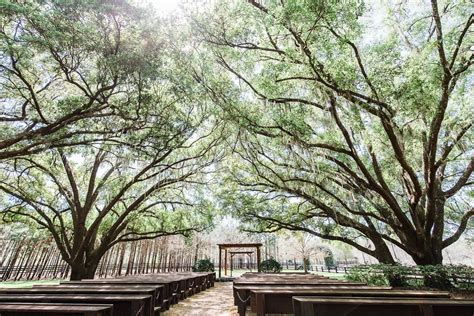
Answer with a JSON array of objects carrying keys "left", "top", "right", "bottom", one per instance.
[
  {"left": 0, "top": 294, "right": 149, "bottom": 316},
  {"left": 0, "top": 302, "right": 112, "bottom": 316}
]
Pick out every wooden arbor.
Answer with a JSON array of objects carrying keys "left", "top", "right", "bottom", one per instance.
[
  {"left": 229, "top": 251, "right": 253, "bottom": 277},
  {"left": 217, "top": 243, "right": 262, "bottom": 279}
]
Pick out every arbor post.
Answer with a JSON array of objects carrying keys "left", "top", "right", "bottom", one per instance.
[
  {"left": 257, "top": 246, "right": 261, "bottom": 272},
  {"left": 218, "top": 246, "right": 222, "bottom": 279},
  {"left": 224, "top": 249, "right": 228, "bottom": 276}
]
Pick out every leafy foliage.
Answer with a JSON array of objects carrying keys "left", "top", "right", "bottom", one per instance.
[
  {"left": 0, "top": 0, "right": 224, "bottom": 279},
  {"left": 0, "top": 0, "right": 473, "bottom": 281},
  {"left": 259, "top": 258, "right": 283, "bottom": 273},
  {"left": 324, "top": 255, "right": 335, "bottom": 268},
  {"left": 193, "top": 259, "right": 215, "bottom": 272},
  {"left": 0, "top": 0, "right": 156, "bottom": 159},
  {"left": 193, "top": 0, "right": 474, "bottom": 267},
  {"left": 346, "top": 264, "right": 474, "bottom": 290}
]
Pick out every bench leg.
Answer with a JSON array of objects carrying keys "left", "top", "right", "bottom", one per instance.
[
  {"left": 256, "top": 292, "right": 265, "bottom": 316},
  {"left": 238, "top": 301, "right": 246, "bottom": 316}
]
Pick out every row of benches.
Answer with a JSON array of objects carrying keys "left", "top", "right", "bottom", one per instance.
[
  {"left": 0, "top": 271, "right": 215, "bottom": 315},
  {"left": 232, "top": 272, "right": 474, "bottom": 316}
]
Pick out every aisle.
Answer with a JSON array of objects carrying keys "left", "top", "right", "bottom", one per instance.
[{"left": 162, "top": 282, "right": 239, "bottom": 316}]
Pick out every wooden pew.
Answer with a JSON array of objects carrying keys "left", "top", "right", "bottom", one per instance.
[
  {"left": 232, "top": 279, "right": 368, "bottom": 307},
  {"left": 0, "top": 302, "right": 113, "bottom": 316},
  {"left": 292, "top": 297, "right": 474, "bottom": 316},
  {"left": 204, "top": 272, "right": 216, "bottom": 287},
  {"left": 0, "top": 286, "right": 157, "bottom": 316},
  {"left": 241, "top": 272, "right": 328, "bottom": 278},
  {"left": 77, "top": 272, "right": 213, "bottom": 305},
  {"left": 187, "top": 273, "right": 211, "bottom": 292},
  {"left": 233, "top": 279, "right": 366, "bottom": 286},
  {"left": 251, "top": 289, "right": 451, "bottom": 316},
  {"left": 0, "top": 294, "right": 150, "bottom": 316},
  {"left": 134, "top": 273, "right": 213, "bottom": 299},
  {"left": 132, "top": 273, "right": 209, "bottom": 298},
  {"left": 60, "top": 280, "right": 169, "bottom": 311},
  {"left": 125, "top": 275, "right": 190, "bottom": 302},
  {"left": 233, "top": 285, "right": 391, "bottom": 316}
]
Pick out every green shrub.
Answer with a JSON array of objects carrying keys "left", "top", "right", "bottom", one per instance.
[
  {"left": 345, "top": 264, "right": 473, "bottom": 291},
  {"left": 324, "top": 255, "right": 335, "bottom": 267},
  {"left": 418, "top": 265, "right": 454, "bottom": 290},
  {"left": 380, "top": 264, "right": 410, "bottom": 287},
  {"left": 259, "top": 258, "right": 282, "bottom": 273},
  {"left": 446, "top": 264, "right": 474, "bottom": 291},
  {"left": 345, "top": 264, "right": 389, "bottom": 286},
  {"left": 192, "top": 259, "right": 215, "bottom": 272}
]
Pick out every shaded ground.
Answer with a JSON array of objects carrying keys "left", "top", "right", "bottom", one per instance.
[{"left": 163, "top": 282, "right": 238, "bottom": 316}]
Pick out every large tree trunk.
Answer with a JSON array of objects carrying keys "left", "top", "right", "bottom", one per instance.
[
  {"left": 412, "top": 250, "right": 443, "bottom": 266},
  {"left": 69, "top": 257, "right": 100, "bottom": 280}
]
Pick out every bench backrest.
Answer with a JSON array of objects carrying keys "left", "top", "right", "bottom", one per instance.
[
  {"left": 250, "top": 289, "right": 451, "bottom": 315},
  {"left": 292, "top": 297, "right": 474, "bottom": 316},
  {"left": 0, "top": 294, "right": 150, "bottom": 316}
]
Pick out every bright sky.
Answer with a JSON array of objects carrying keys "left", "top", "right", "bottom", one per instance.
[{"left": 140, "top": 0, "right": 183, "bottom": 16}]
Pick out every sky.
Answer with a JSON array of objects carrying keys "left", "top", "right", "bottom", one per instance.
[{"left": 138, "top": 0, "right": 183, "bottom": 16}]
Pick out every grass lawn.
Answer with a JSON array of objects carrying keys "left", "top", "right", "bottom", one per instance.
[{"left": 0, "top": 279, "right": 61, "bottom": 288}]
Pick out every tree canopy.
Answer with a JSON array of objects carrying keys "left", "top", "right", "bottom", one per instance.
[
  {"left": 0, "top": 0, "right": 472, "bottom": 279},
  {"left": 0, "top": 0, "right": 154, "bottom": 158},
  {"left": 0, "top": 0, "right": 223, "bottom": 279},
  {"left": 193, "top": 0, "right": 473, "bottom": 265}
]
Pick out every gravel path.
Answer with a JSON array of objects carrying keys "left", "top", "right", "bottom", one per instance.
[{"left": 162, "top": 282, "right": 239, "bottom": 316}]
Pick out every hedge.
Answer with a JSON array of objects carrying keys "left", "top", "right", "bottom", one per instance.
[
  {"left": 345, "top": 264, "right": 473, "bottom": 291},
  {"left": 259, "top": 258, "right": 283, "bottom": 273},
  {"left": 192, "top": 259, "right": 215, "bottom": 272}
]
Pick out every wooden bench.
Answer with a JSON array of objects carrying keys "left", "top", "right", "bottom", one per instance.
[
  {"left": 125, "top": 275, "right": 189, "bottom": 303},
  {"left": 0, "top": 294, "right": 149, "bottom": 316},
  {"left": 292, "top": 297, "right": 474, "bottom": 316},
  {"left": 200, "top": 272, "right": 216, "bottom": 288},
  {"left": 0, "top": 286, "right": 157, "bottom": 316},
  {"left": 233, "top": 280, "right": 366, "bottom": 286},
  {"left": 233, "top": 285, "right": 391, "bottom": 316},
  {"left": 0, "top": 302, "right": 112, "bottom": 316},
  {"left": 242, "top": 272, "right": 326, "bottom": 275},
  {"left": 61, "top": 279, "right": 168, "bottom": 310},
  {"left": 251, "top": 289, "right": 451, "bottom": 316},
  {"left": 232, "top": 280, "right": 370, "bottom": 307},
  {"left": 139, "top": 274, "right": 209, "bottom": 299},
  {"left": 59, "top": 273, "right": 214, "bottom": 311},
  {"left": 131, "top": 273, "right": 206, "bottom": 298}
]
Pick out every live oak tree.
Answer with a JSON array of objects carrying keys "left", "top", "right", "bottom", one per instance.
[
  {"left": 0, "top": 0, "right": 224, "bottom": 280},
  {"left": 194, "top": 0, "right": 473, "bottom": 266},
  {"left": 0, "top": 0, "right": 151, "bottom": 159},
  {"left": 0, "top": 98, "right": 222, "bottom": 279}
]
